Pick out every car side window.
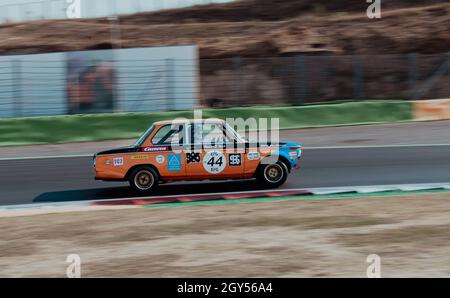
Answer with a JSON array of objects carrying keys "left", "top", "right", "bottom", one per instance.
[
  {"left": 203, "top": 123, "right": 226, "bottom": 145},
  {"left": 190, "top": 123, "right": 232, "bottom": 146},
  {"left": 151, "top": 124, "right": 184, "bottom": 145},
  {"left": 190, "top": 124, "right": 203, "bottom": 145}
]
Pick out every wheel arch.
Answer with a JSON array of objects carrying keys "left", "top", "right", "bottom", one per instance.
[
  {"left": 255, "top": 154, "right": 292, "bottom": 176},
  {"left": 125, "top": 164, "right": 161, "bottom": 181}
]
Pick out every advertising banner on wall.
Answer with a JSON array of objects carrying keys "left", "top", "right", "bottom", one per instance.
[
  {"left": 66, "top": 50, "right": 117, "bottom": 114},
  {"left": 0, "top": 45, "right": 198, "bottom": 117}
]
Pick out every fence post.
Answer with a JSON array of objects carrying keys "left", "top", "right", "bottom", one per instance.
[
  {"left": 12, "top": 60, "right": 22, "bottom": 117},
  {"left": 353, "top": 56, "right": 365, "bottom": 99},
  {"left": 295, "top": 55, "right": 306, "bottom": 104},
  {"left": 3, "top": 5, "right": 8, "bottom": 24},
  {"left": 232, "top": 56, "right": 242, "bottom": 103},
  {"left": 448, "top": 52, "right": 450, "bottom": 99},
  {"left": 165, "top": 58, "right": 175, "bottom": 111},
  {"left": 134, "top": 0, "right": 141, "bottom": 13},
  {"left": 111, "top": 0, "right": 118, "bottom": 16},
  {"left": 408, "top": 53, "right": 418, "bottom": 100}
]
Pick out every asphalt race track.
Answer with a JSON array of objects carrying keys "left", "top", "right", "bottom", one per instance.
[{"left": 1, "top": 145, "right": 450, "bottom": 206}]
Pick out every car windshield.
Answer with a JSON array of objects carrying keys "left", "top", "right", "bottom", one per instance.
[
  {"left": 132, "top": 125, "right": 154, "bottom": 147},
  {"left": 151, "top": 124, "right": 184, "bottom": 145}
]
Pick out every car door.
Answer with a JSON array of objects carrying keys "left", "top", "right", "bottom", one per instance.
[
  {"left": 148, "top": 123, "right": 189, "bottom": 178},
  {"left": 185, "top": 122, "right": 245, "bottom": 179}
]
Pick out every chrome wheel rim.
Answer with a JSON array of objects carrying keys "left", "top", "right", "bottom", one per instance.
[
  {"left": 134, "top": 170, "right": 154, "bottom": 190},
  {"left": 264, "top": 164, "right": 283, "bottom": 183}
]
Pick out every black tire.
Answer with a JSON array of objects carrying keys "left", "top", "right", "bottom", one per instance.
[
  {"left": 257, "top": 160, "right": 289, "bottom": 188},
  {"left": 128, "top": 166, "right": 159, "bottom": 193}
]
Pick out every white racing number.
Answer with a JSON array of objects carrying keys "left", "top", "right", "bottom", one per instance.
[
  {"left": 229, "top": 154, "right": 241, "bottom": 166},
  {"left": 203, "top": 151, "right": 226, "bottom": 174},
  {"left": 113, "top": 157, "right": 124, "bottom": 166}
]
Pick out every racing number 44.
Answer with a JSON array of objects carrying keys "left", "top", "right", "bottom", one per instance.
[{"left": 207, "top": 156, "right": 223, "bottom": 167}]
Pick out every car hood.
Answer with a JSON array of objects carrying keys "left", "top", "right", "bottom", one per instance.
[{"left": 95, "top": 146, "right": 140, "bottom": 156}]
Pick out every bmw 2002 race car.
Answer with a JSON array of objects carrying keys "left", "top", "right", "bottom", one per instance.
[{"left": 93, "top": 119, "right": 302, "bottom": 193}]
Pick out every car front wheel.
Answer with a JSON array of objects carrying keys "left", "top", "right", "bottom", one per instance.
[
  {"left": 257, "top": 160, "right": 288, "bottom": 188},
  {"left": 129, "top": 167, "right": 159, "bottom": 193}
]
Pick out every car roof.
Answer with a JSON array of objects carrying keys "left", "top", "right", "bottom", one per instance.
[{"left": 154, "top": 118, "right": 226, "bottom": 126}]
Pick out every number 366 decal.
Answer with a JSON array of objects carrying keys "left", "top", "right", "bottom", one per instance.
[{"left": 203, "top": 151, "right": 226, "bottom": 174}]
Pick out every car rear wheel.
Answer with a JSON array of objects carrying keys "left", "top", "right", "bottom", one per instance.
[
  {"left": 129, "top": 167, "right": 159, "bottom": 193},
  {"left": 257, "top": 160, "right": 288, "bottom": 188}
]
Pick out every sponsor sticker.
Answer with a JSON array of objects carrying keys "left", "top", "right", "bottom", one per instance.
[
  {"left": 167, "top": 154, "right": 182, "bottom": 171},
  {"left": 203, "top": 151, "right": 226, "bottom": 174},
  {"left": 186, "top": 152, "right": 201, "bottom": 164},
  {"left": 228, "top": 153, "right": 241, "bottom": 166},
  {"left": 142, "top": 146, "right": 168, "bottom": 152},
  {"left": 131, "top": 155, "right": 149, "bottom": 160},
  {"left": 113, "top": 157, "right": 124, "bottom": 166},
  {"left": 247, "top": 152, "right": 260, "bottom": 161},
  {"left": 156, "top": 155, "right": 165, "bottom": 164}
]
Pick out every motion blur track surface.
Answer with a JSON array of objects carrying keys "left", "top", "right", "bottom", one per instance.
[{"left": 1, "top": 145, "right": 450, "bottom": 206}]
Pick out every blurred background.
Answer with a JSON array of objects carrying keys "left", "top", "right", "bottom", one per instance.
[
  {"left": 0, "top": 0, "right": 234, "bottom": 21},
  {"left": 0, "top": 0, "right": 448, "bottom": 117},
  {"left": 1, "top": 0, "right": 450, "bottom": 278}
]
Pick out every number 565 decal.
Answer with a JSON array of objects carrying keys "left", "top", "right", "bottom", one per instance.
[
  {"left": 203, "top": 151, "right": 226, "bottom": 174},
  {"left": 229, "top": 154, "right": 241, "bottom": 166}
]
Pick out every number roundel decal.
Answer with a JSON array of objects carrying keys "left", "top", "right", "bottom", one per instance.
[{"left": 203, "top": 151, "right": 226, "bottom": 174}]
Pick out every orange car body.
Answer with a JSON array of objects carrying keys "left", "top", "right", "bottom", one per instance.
[{"left": 93, "top": 119, "right": 301, "bottom": 184}]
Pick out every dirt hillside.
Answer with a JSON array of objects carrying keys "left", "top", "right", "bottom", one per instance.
[{"left": 0, "top": 0, "right": 448, "bottom": 58}]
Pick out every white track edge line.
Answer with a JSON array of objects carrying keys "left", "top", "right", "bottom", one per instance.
[{"left": 2, "top": 143, "right": 450, "bottom": 161}]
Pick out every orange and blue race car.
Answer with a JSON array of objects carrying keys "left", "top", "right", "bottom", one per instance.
[{"left": 93, "top": 119, "right": 302, "bottom": 193}]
